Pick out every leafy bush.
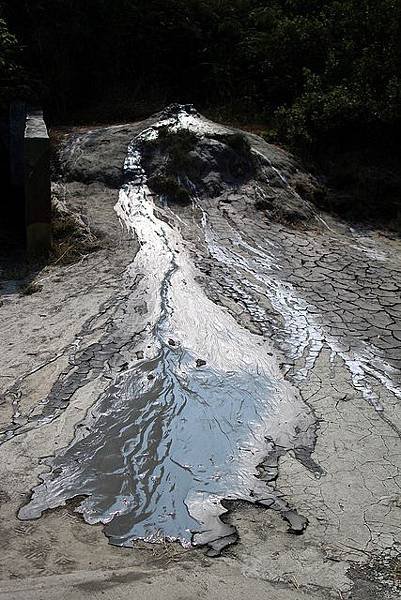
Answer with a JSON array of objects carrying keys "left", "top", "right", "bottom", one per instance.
[{"left": 147, "top": 174, "right": 191, "bottom": 204}]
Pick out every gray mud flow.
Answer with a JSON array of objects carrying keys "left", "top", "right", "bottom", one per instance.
[{"left": 18, "top": 106, "right": 318, "bottom": 556}]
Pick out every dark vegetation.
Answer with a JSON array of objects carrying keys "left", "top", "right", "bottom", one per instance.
[
  {"left": 1, "top": 1, "right": 401, "bottom": 226},
  {"left": 147, "top": 175, "right": 191, "bottom": 205},
  {"left": 143, "top": 128, "right": 198, "bottom": 203},
  {"left": 51, "top": 206, "right": 104, "bottom": 266},
  {"left": 0, "top": 202, "right": 103, "bottom": 289},
  {"left": 142, "top": 128, "right": 257, "bottom": 203}
]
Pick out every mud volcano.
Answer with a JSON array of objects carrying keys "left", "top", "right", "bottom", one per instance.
[{"left": 18, "top": 105, "right": 320, "bottom": 555}]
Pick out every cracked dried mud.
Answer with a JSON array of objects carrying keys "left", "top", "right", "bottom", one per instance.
[{"left": 0, "top": 106, "right": 400, "bottom": 599}]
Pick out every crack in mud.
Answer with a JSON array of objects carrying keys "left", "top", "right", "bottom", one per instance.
[
  {"left": 0, "top": 284, "right": 144, "bottom": 443},
  {"left": 199, "top": 213, "right": 401, "bottom": 413}
]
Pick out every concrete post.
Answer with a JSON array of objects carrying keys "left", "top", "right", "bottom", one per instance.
[{"left": 24, "top": 111, "right": 52, "bottom": 255}]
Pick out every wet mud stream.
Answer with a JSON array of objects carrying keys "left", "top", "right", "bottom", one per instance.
[
  {"left": 15, "top": 112, "right": 319, "bottom": 555},
  {"left": 8, "top": 107, "right": 400, "bottom": 556}
]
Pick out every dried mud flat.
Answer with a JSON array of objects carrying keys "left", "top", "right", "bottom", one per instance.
[{"left": 0, "top": 106, "right": 400, "bottom": 599}]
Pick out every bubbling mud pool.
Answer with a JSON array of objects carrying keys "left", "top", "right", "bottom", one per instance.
[{"left": 19, "top": 108, "right": 318, "bottom": 555}]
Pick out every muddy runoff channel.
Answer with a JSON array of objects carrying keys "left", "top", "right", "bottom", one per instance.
[{"left": 18, "top": 108, "right": 319, "bottom": 556}]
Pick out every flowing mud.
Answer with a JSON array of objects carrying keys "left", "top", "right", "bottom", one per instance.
[
  {"left": 1, "top": 107, "right": 401, "bottom": 599},
  {"left": 17, "top": 108, "right": 318, "bottom": 555}
]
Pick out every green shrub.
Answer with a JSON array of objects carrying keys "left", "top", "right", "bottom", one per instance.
[{"left": 147, "top": 174, "right": 191, "bottom": 204}]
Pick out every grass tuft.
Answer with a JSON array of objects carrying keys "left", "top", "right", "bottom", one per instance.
[{"left": 147, "top": 175, "right": 191, "bottom": 204}]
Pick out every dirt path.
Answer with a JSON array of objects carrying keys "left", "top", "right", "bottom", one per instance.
[{"left": 0, "top": 107, "right": 400, "bottom": 599}]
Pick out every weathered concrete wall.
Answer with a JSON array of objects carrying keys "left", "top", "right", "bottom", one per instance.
[
  {"left": 24, "top": 111, "right": 51, "bottom": 254},
  {"left": 3, "top": 106, "right": 52, "bottom": 253}
]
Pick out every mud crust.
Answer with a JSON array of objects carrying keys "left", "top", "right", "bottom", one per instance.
[{"left": 0, "top": 107, "right": 400, "bottom": 599}]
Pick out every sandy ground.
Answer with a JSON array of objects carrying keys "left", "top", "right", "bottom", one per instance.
[{"left": 0, "top": 114, "right": 400, "bottom": 599}]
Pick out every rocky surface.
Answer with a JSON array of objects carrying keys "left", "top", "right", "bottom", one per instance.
[{"left": 0, "top": 106, "right": 400, "bottom": 599}]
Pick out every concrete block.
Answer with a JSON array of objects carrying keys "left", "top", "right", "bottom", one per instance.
[{"left": 24, "top": 111, "right": 52, "bottom": 255}]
